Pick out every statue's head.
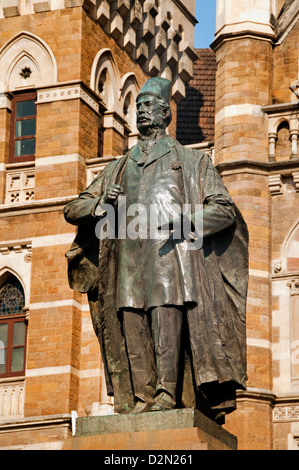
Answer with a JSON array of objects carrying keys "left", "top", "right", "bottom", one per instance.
[{"left": 136, "top": 77, "right": 172, "bottom": 135}]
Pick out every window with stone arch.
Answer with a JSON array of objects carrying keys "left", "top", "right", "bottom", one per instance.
[
  {"left": 120, "top": 73, "right": 140, "bottom": 150},
  {"left": 0, "top": 31, "right": 57, "bottom": 202},
  {"left": 91, "top": 49, "right": 120, "bottom": 112},
  {"left": 276, "top": 120, "right": 292, "bottom": 162},
  {"left": 90, "top": 50, "right": 120, "bottom": 159},
  {"left": 0, "top": 273, "right": 27, "bottom": 378}
]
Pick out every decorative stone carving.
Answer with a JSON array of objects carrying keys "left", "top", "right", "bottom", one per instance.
[
  {"left": 273, "top": 262, "right": 282, "bottom": 273},
  {"left": 37, "top": 84, "right": 99, "bottom": 114},
  {"left": 2, "top": 0, "right": 20, "bottom": 18},
  {"left": 273, "top": 405, "right": 299, "bottom": 422},
  {"left": 116, "top": 0, "right": 130, "bottom": 17},
  {"left": 64, "top": 0, "right": 93, "bottom": 8},
  {"left": 287, "top": 279, "right": 299, "bottom": 295},
  {"left": 268, "top": 175, "right": 283, "bottom": 195},
  {"left": 123, "top": 28, "right": 136, "bottom": 55},
  {"left": 0, "top": 380, "right": 25, "bottom": 419},
  {"left": 0, "top": 1, "right": 196, "bottom": 102},
  {"left": 0, "top": 31, "right": 57, "bottom": 92},
  {"left": 179, "top": 51, "right": 194, "bottom": 83},
  {"left": 293, "top": 172, "right": 299, "bottom": 192},
  {"left": 33, "top": 0, "right": 51, "bottom": 12},
  {"left": 97, "top": 0, "right": 110, "bottom": 27},
  {"left": 6, "top": 168, "right": 35, "bottom": 205}
]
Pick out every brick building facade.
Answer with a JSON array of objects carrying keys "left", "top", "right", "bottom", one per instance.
[
  {"left": 178, "top": 0, "right": 299, "bottom": 450},
  {"left": 0, "top": 0, "right": 197, "bottom": 449},
  {"left": 0, "top": 0, "right": 298, "bottom": 451}
]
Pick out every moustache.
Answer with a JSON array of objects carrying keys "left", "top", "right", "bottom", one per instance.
[{"left": 137, "top": 113, "right": 151, "bottom": 120}]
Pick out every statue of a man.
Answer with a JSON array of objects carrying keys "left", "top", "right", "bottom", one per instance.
[{"left": 64, "top": 77, "right": 248, "bottom": 423}]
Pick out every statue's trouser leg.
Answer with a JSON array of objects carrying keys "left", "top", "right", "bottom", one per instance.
[
  {"left": 122, "top": 308, "right": 156, "bottom": 405},
  {"left": 151, "top": 306, "right": 183, "bottom": 401}
]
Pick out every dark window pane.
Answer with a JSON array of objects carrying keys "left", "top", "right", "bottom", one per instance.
[
  {"left": 0, "top": 349, "right": 6, "bottom": 374},
  {"left": 0, "top": 323, "right": 8, "bottom": 346},
  {"left": 16, "top": 100, "right": 36, "bottom": 118},
  {"left": 13, "top": 322, "right": 25, "bottom": 346},
  {"left": 0, "top": 277, "right": 25, "bottom": 316},
  {"left": 15, "top": 119, "right": 36, "bottom": 138},
  {"left": 11, "top": 347, "right": 24, "bottom": 372},
  {"left": 15, "top": 138, "right": 35, "bottom": 157}
]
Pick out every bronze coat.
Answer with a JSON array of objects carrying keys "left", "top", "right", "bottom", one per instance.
[{"left": 64, "top": 138, "right": 249, "bottom": 414}]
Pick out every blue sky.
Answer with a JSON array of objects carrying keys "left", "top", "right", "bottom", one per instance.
[{"left": 194, "top": 0, "right": 216, "bottom": 48}]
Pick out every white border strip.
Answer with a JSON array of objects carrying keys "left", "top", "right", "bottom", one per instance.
[
  {"left": 249, "top": 269, "right": 269, "bottom": 279},
  {"left": 29, "top": 299, "right": 90, "bottom": 312},
  {"left": 247, "top": 338, "right": 272, "bottom": 350},
  {"left": 26, "top": 365, "right": 101, "bottom": 379},
  {"left": 31, "top": 233, "right": 75, "bottom": 248},
  {"left": 35, "top": 153, "right": 85, "bottom": 167},
  {"left": 26, "top": 365, "right": 74, "bottom": 377},
  {"left": 215, "top": 104, "right": 264, "bottom": 124}
]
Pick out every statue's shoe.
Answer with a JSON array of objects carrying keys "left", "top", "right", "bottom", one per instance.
[
  {"left": 131, "top": 401, "right": 152, "bottom": 413},
  {"left": 151, "top": 392, "right": 176, "bottom": 411}
]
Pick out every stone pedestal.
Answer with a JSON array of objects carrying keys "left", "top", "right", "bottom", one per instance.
[{"left": 63, "top": 408, "right": 237, "bottom": 450}]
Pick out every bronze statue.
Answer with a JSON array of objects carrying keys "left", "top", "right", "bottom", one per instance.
[{"left": 64, "top": 77, "right": 249, "bottom": 423}]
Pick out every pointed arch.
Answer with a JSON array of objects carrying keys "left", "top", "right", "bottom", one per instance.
[
  {"left": 0, "top": 270, "right": 25, "bottom": 316},
  {"left": 0, "top": 31, "right": 57, "bottom": 91},
  {"left": 90, "top": 48, "right": 121, "bottom": 113},
  {"left": 274, "top": 117, "right": 290, "bottom": 134},
  {"left": 0, "top": 267, "right": 28, "bottom": 308},
  {"left": 120, "top": 73, "right": 140, "bottom": 133},
  {"left": 280, "top": 219, "right": 299, "bottom": 273}
]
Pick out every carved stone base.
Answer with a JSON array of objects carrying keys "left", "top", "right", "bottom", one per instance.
[{"left": 63, "top": 408, "right": 237, "bottom": 450}]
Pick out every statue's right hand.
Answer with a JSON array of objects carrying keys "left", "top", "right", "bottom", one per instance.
[{"left": 103, "top": 184, "right": 124, "bottom": 203}]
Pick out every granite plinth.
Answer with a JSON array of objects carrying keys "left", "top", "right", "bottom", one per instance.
[{"left": 63, "top": 408, "right": 237, "bottom": 450}]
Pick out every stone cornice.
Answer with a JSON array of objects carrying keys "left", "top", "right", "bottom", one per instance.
[
  {"left": 0, "top": 413, "right": 71, "bottom": 432},
  {"left": 236, "top": 389, "right": 299, "bottom": 423},
  {"left": 37, "top": 80, "right": 106, "bottom": 114},
  {"left": 211, "top": 22, "right": 277, "bottom": 51},
  {"left": 0, "top": 195, "right": 77, "bottom": 217},
  {"left": 216, "top": 158, "right": 299, "bottom": 176},
  {"left": 262, "top": 101, "right": 299, "bottom": 115},
  {"left": 236, "top": 388, "right": 275, "bottom": 405}
]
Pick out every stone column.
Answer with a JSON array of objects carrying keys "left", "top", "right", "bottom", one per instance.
[
  {"left": 269, "top": 132, "right": 278, "bottom": 162},
  {"left": 290, "top": 130, "right": 299, "bottom": 160}
]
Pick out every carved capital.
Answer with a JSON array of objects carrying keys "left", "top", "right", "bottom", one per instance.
[{"left": 287, "top": 279, "right": 299, "bottom": 295}]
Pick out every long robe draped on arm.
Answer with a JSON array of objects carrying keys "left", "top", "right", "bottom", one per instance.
[{"left": 64, "top": 143, "right": 248, "bottom": 415}]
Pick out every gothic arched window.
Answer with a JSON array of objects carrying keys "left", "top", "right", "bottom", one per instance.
[{"left": 0, "top": 274, "right": 27, "bottom": 378}]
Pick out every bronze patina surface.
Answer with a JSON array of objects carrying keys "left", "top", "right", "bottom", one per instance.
[{"left": 64, "top": 77, "right": 249, "bottom": 423}]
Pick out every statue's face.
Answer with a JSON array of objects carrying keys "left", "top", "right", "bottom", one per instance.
[{"left": 136, "top": 94, "right": 166, "bottom": 135}]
